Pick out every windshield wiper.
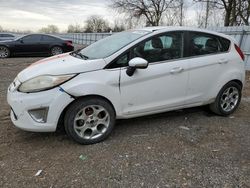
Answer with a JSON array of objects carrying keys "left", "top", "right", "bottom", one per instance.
[
  {"left": 71, "top": 49, "right": 89, "bottom": 60},
  {"left": 79, "top": 53, "right": 89, "bottom": 60}
]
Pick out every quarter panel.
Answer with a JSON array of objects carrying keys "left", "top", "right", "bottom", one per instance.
[{"left": 186, "top": 50, "right": 245, "bottom": 105}]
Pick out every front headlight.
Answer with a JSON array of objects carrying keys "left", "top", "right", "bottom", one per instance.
[{"left": 18, "top": 74, "right": 76, "bottom": 93}]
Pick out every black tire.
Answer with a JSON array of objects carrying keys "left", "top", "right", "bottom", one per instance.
[
  {"left": 209, "top": 81, "right": 242, "bottom": 116},
  {"left": 51, "top": 46, "right": 63, "bottom": 56},
  {"left": 0, "top": 46, "right": 10, "bottom": 58},
  {"left": 64, "top": 97, "right": 116, "bottom": 145}
]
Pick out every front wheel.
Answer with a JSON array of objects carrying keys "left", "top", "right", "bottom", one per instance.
[
  {"left": 64, "top": 97, "right": 116, "bottom": 145},
  {"left": 209, "top": 81, "right": 242, "bottom": 116}
]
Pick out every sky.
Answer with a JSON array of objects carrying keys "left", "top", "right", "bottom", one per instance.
[
  {"left": 0, "top": 0, "right": 116, "bottom": 32},
  {"left": 0, "top": 0, "right": 197, "bottom": 32}
]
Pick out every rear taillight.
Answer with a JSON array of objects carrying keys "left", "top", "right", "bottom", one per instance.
[
  {"left": 234, "top": 44, "right": 245, "bottom": 61},
  {"left": 66, "top": 41, "right": 73, "bottom": 46}
]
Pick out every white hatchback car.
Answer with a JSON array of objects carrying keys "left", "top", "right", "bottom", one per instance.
[{"left": 7, "top": 27, "right": 245, "bottom": 144}]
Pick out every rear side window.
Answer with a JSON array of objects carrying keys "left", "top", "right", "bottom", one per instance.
[
  {"left": 188, "top": 32, "right": 230, "bottom": 57},
  {"left": 41, "top": 35, "right": 58, "bottom": 41},
  {"left": 219, "top": 37, "right": 231, "bottom": 52}
]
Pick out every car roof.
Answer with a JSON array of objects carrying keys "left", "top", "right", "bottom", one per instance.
[
  {"left": 0, "top": 33, "right": 15, "bottom": 36},
  {"left": 137, "top": 26, "right": 234, "bottom": 41},
  {"left": 22, "top": 33, "right": 63, "bottom": 40}
]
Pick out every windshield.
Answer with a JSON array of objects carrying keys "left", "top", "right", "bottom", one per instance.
[
  {"left": 78, "top": 30, "right": 150, "bottom": 60},
  {"left": 14, "top": 35, "right": 26, "bottom": 41}
]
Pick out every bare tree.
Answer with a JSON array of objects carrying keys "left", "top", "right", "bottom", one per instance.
[
  {"left": 39, "top": 25, "right": 59, "bottom": 33},
  {"left": 0, "top": 26, "right": 3, "bottom": 32},
  {"left": 112, "top": 19, "right": 126, "bottom": 32},
  {"left": 237, "top": 0, "right": 250, "bottom": 25},
  {"left": 84, "top": 16, "right": 111, "bottom": 33},
  {"left": 194, "top": 0, "right": 250, "bottom": 26},
  {"left": 67, "top": 23, "right": 83, "bottom": 33},
  {"left": 194, "top": 0, "right": 216, "bottom": 28},
  {"left": 111, "top": 0, "right": 175, "bottom": 26}
]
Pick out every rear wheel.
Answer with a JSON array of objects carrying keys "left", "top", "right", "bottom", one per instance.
[
  {"left": 64, "top": 97, "right": 116, "bottom": 145},
  {"left": 51, "top": 46, "right": 63, "bottom": 56},
  {"left": 209, "top": 81, "right": 242, "bottom": 116},
  {"left": 0, "top": 46, "right": 10, "bottom": 58}
]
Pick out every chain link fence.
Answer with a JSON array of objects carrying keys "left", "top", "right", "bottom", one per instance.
[
  {"left": 2, "top": 26, "right": 250, "bottom": 69},
  {"left": 55, "top": 33, "right": 112, "bottom": 45}
]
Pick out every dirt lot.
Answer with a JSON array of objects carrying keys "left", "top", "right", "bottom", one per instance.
[{"left": 0, "top": 57, "right": 249, "bottom": 188}]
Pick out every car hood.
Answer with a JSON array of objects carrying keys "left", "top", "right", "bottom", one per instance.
[{"left": 17, "top": 53, "right": 107, "bottom": 82}]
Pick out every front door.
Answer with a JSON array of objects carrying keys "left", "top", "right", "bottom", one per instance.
[
  {"left": 15, "top": 34, "right": 42, "bottom": 54},
  {"left": 119, "top": 32, "right": 189, "bottom": 117}
]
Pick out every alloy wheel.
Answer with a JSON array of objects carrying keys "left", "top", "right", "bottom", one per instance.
[
  {"left": 51, "top": 47, "right": 63, "bottom": 56},
  {"left": 73, "top": 105, "right": 110, "bottom": 140},
  {"left": 0, "top": 46, "right": 9, "bottom": 58},
  {"left": 220, "top": 86, "right": 239, "bottom": 112}
]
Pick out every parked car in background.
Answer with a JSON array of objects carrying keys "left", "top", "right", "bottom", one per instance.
[
  {"left": 7, "top": 27, "right": 245, "bottom": 144},
  {"left": 0, "top": 34, "right": 74, "bottom": 58},
  {"left": 0, "top": 33, "right": 15, "bottom": 41}
]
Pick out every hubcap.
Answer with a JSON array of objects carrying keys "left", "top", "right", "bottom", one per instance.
[
  {"left": 51, "top": 47, "right": 62, "bottom": 55},
  {"left": 73, "top": 105, "right": 110, "bottom": 140},
  {"left": 220, "top": 87, "right": 239, "bottom": 112},
  {"left": 0, "top": 47, "right": 9, "bottom": 58}
]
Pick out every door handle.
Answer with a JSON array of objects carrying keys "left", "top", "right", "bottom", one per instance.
[
  {"left": 218, "top": 59, "right": 228, "bottom": 64},
  {"left": 170, "top": 67, "right": 184, "bottom": 74}
]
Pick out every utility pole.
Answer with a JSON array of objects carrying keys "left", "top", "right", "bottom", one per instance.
[
  {"left": 205, "top": 0, "right": 209, "bottom": 28},
  {"left": 180, "top": 0, "right": 184, "bottom": 26}
]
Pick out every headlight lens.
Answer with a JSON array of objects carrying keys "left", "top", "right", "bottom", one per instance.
[{"left": 18, "top": 74, "right": 76, "bottom": 93}]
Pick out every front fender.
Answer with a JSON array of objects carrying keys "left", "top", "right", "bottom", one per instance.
[
  {"left": 60, "top": 69, "right": 122, "bottom": 117},
  {"left": 0, "top": 43, "right": 10, "bottom": 48}
]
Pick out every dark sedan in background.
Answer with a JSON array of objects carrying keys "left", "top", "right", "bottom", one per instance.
[
  {"left": 0, "top": 33, "right": 16, "bottom": 41},
  {"left": 0, "top": 34, "right": 74, "bottom": 58}
]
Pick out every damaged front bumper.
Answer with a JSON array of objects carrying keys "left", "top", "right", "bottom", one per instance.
[{"left": 7, "top": 86, "right": 74, "bottom": 132}]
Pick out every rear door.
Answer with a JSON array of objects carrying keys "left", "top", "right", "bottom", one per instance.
[
  {"left": 185, "top": 31, "right": 231, "bottom": 104},
  {"left": 40, "top": 35, "right": 59, "bottom": 53},
  {"left": 15, "top": 35, "right": 42, "bottom": 54}
]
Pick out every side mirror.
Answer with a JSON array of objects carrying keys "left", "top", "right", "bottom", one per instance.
[
  {"left": 126, "top": 57, "right": 148, "bottom": 76},
  {"left": 19, "top": 39, "right": 24, "bottom": 43}
]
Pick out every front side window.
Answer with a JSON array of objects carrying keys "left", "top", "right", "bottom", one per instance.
[
  {"left": 109, "top": 53, "right": 129, "bottom": 69},
  {"left": 188, "top": 32, "right": 229, "bottom": 57},
  {"left": 132, "top": 32, "right": 184, "bottom": 63},
  {"left": 22, "top": 35, "right": 41, "bottom": 43}
]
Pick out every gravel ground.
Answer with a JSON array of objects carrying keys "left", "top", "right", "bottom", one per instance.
[{"left": 0, "top": 57, "right": 249, "bottom": 188}]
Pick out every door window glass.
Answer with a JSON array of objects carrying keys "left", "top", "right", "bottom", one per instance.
[
  {"left": 41, "top": 35, "right": 58, "bottom": 41},
  {"left": 22, "top": 35, "right": 41, "bottom": 42},
  {"left": 188, "top": 32, "right": 229, "bottom": 56},
  {"left": 219, "top": 37, "right": 231, "bottom": 52},
  {"left": 133, "top": 32, "right": 183, "bottom": 63},
  {"left": 109, "top": 53, "right": 129, "bottom": 68}
]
